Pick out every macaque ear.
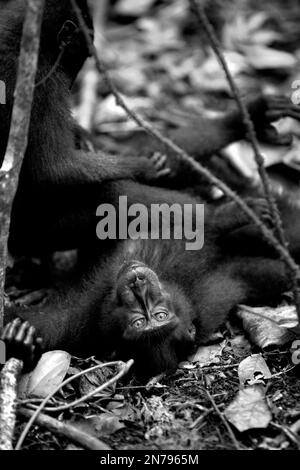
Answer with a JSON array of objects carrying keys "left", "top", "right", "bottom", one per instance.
[{"left": 57, "top": 20, "right": 78, "bottom": 49}]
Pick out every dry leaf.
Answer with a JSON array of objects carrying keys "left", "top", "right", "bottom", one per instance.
[
  {"left": 188, "top": 340, "right": 226, "bottom": 366},
  {"left": 238, "top": 354, "right": 271, "bottom": 386},
  {"left": 243, "top": 45, "right": 296, "bottom": 70},
  {"left": 73, "top": 414, "right": 125, "bottom": 438},
  {"left": 79, "top": 366, "right": 115, "bottom": 397},
  {"left": 225, "top": 386, "right": 272, "bottom": 432},
  {"left": 237, "top": 304, "right": 299, "bottom": 349},
  {"left": 230, "top": 335, "right": 252, "bottom": 357},
  {"left": 115, "top": 0, "right": 156, "bottom": 17},
  {"left": 18, "top": 350, "right": 71, "bottom": 398}
]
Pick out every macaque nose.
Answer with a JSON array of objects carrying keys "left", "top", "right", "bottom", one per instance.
[
  {"left": 129, "top": 269, "right": 150, "bottom": 311},
  {"left": 130, "top": 269, "right": 146, "bottom": 291}
]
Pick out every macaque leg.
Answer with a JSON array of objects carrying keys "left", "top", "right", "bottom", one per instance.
[
  {"left": 212, "top": 198, "right": 272, "bottom": 234},
  {"left": 194, "top": 258, "right": 290, "bottom": 344}
]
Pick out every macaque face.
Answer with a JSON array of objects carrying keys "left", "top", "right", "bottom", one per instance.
[
  {"left": 113, "top": 261, "right": 196, "bottom": 379},
  {"left": 116, "top": 261, "right": 179, "bottom": 335}
]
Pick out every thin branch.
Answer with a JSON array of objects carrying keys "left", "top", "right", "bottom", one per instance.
[
  {"left": 0, "top": 359, "right": 23, "bottom": 450},
  {"left": 189, "top": 0, "right": 286, "bottom": 243},
  {"left": 71, "top": 0, "right": 300, "bottom": 320},
  {"left": 189, "top": 0, "right": 300, "bottom": 315},
  {"left": 19, "top": 408, "right": 111, "bottom": 450},
  {"left": 271, "top": 421, "right": 300, "bottom": 448},
  {"left": 205, "top": 387, "right": 241, "bottom": 450},
  {"left": 15, "top": 359, "right": 134, "bottom": 450}
]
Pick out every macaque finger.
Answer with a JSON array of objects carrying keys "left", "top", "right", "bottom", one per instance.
[
  {"left": 151, "top": 152, "right": 161, "bottom": 163},
  {"left": 283, "top": 110, "right": 300, "bottom": 121},
  {"left": 266, "top": 109, "right": 300, "bottom": 122},
  {"left": 2, "top": 317, "right": 22, "bottom": 341},
  {"left": 155, "top": 154, "right": 167, "bottom": 169},
  {"left": 15, "top": 320, "right": 30, "bottom": 343},
  {"left": 157, "top": 168, "right": 171, "bottom": 178},
  {"left": 1, "top": 323, "right": 13, "bottom": 340},
  {"left": 258, "top": 125, "right": 292, "bottom": 146},
  {"left": 23, "top": 325, "right": 36, "bottom": 347},
  {"left": 268, "top": 99, "right": 300, "bottom": 113}
]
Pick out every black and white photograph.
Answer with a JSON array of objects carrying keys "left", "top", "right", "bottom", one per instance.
[{"left": 1, "top": 0, "right": 300, "bottom": 455}]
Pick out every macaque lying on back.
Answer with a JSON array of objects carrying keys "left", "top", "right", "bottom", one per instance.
[{"left": 3, "top": 197, "right": 300, "bottom": 381}]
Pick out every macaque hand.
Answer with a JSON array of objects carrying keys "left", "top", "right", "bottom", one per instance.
[{"left": 1, "top": 318, "right": 43, "bottom": 372}]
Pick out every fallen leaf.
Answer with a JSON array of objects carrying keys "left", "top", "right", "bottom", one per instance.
[
  {"left": 115, "top": 0, "right": 156, "bottom": 17},
  {"left": 238, "top": 354, "right": 271, "bottom": 386},
  {"left": 243, "top": 45, "right": 296, "bottom": 70},
  {"left": 225, "top": 385, "right": 272, "bottom": 432},
  {"left": 189, "top": 341, "right": 226, "bottom": 366},
  {"left": 190, "top": 51, "right": 249, "bottom": 92},
  {"left": 79, "top": 366, "right": 115, "bottom": 397},
  {"left": 230, "top": 335, "right": 252, "bottom": 357},
  {"left": 73, "top": 414, "right": 125, "bottom": 438},
  {"left": 237, "top": 304, "right": 298, "bottom": 349},
  {"left": 18, "top": 350, "right": 71, "bottom": 398}
]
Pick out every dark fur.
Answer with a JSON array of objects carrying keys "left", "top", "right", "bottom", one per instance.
[
  {"left": 5, "top": 198, "right": 300, "bottom": 380},
  {"left": 1, "top": 0, "right": 298, "bottom": 257},
  {"left": 2, "top": 1, "right": 300, "bottom": 379}
]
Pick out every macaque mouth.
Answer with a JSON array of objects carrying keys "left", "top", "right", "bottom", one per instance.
[{"left": 117, "top": 260, "right": 147, "bottom": 280}]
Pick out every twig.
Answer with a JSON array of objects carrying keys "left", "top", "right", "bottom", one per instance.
[
  {"left": 271, "top": 421, "right": 300, "bottom": 448},
  {"left": 71, "top": 0, "right": 300, "bottom": 321},
  {"left": 26, "top": 360, "right": 133, "bottom": 413},
  {"left": 74, "top": 0, "right": 108, "bottom": 131},
  {"left": 15, "top": 359, "right": 134, "bottom": 450},
  {"left": 0, "top": 359, "right": 23, "bottom": 450},
  {"left": 189, "top": 408, "right": 213, "bottom": 430},
  {"left": 0, "top": 0, "right": 45, "bottom": 329},
  {"left": 201, "top": 363, "right": 240, "bottom": 371},
  {"left": 19, "top": 408, "right": 111, "bottom": 450},
  {"left": 189, "top": 0, "right": 300, "bottom": 319},
  {"left": 189, "top": 0, "right": 285, "bottom": 243},
  {"left": 205, "top": 387, "right": 241, "bottom": 450},
  {"left": 270, "top": 365, "right": 296, "bottom": 378}
]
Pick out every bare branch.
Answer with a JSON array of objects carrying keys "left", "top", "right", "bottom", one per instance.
[
  {"left": 19, "top": 407, "right": 111, "bottom": 450},
  {"left": 15, "top": 359, "right": 134, "bottom": 450},
  {"left": 189, "top": 0, "right": 300, "bottom": 317},
  {"left": 0, "top": 359, "right": 23, "bottom": 450}
]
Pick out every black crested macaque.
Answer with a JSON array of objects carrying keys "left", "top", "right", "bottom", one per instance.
[
  {"left": 4, "top": 197, "right": 300, "bottom": 380},
  {"left": 1, "top": 0, "right": 300, "bottom": 258},
  {"left": 2, "top": 1, "right": 300, "bottom": 378}
]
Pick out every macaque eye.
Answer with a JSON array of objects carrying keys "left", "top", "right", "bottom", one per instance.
[
  {"left": 132, "top": 318, "right": 146, "bottom": 329},
  {"left": 155, "top": 311, "right": 169, "bottom": 322}
]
